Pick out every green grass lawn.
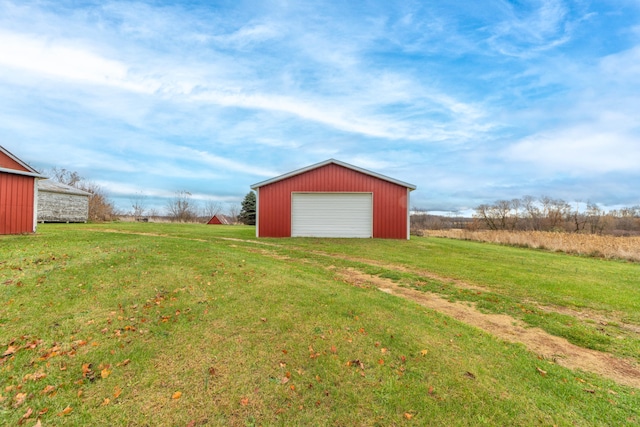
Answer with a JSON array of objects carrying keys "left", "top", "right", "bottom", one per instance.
[{"left": 1, "top": 223, "right": 638, "bottom": 426}]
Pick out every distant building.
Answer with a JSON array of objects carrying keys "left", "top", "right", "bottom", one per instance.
[
  {"left": 207, "top": 213, "right": 232, "bottom": 225},
  {"left": 0, "top": 145, "right": 45, "bottom": 234},
  {"left": 251, "top": 159, "right": 416, "bottom": 239},
  {"left": 37, "top": 180, "right": 90, "bottom": 223}
]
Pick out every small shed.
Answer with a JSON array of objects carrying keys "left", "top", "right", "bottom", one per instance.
[
  {"left": 37, "top": 180, "right": 91, "bottom": 223},
  {"left": 0, "top": 145, "right": 46, "bottom": 234},
  {"left": 251, "top": 159, "right": 416, "bottom": 239},
  {"left": 207, "top": 214, "right": 231, "bottom": 225}
]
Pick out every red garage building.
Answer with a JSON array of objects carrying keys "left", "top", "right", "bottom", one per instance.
[
  {"left": 251, "top": 159, "right": 416, "bottom": 239},
  {"left": 0, "top": 145, "right": 46, "bottom": 234}
]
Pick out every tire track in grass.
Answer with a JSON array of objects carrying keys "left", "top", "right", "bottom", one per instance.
[
  {"left": 337, "top": 267, "right": 640, "bottom": 389},
  {"left": 82, "top": 231, "right": 640, "bottom": 388},
  {"left": 249, "top": 244, "right": 640, "bottom": 389}
]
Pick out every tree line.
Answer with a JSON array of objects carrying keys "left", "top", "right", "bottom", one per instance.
[
  {"left": 472, "top": 196, "right": 640, "bottom": 235},
  {"left": 46, "top": 167, "right": 257, "bottom": 225}
]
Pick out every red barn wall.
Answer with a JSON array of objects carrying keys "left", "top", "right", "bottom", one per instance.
[
  {"left": 0, "top": 152, "right": 30, "bottom": 172},
  {"left": 257, "top": 163, "right": 409, "bottom": 239},
  {"left": 0, "top": 172, "right": 36, "bottom": 234}
]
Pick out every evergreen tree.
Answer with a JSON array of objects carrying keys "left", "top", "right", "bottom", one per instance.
[{"left": 239, "top": 191, "right": 256, "bottom": 225}]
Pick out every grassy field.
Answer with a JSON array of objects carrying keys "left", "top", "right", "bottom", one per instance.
[
  {"left": 1, "top": 223, "right": 639, "bottom": 426},
  {"left": 423, "top": 229, "right": 640, "bottom": 262}
]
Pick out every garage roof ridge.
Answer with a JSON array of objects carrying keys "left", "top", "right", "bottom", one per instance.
[{"left": 251, "top": 158, "right": 416, "bottom": 190}]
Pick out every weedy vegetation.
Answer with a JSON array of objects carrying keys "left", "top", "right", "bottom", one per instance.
[
  {"left": 422, "top": 229, "right": 640, "bottom": 262},
  {"left": 1, "top": 223, "right": 639, "bottom": 426}
]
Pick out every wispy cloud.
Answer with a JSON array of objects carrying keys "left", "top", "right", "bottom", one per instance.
[{"left": 1, "top": 0, "right": 639, "bottom": 213}]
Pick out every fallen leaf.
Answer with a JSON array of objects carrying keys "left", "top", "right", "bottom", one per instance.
[
  {"left": 420, "top": 349, "right": 428, "bottom": 356},
  {"left": 464, "top": 371, "right": 476, "bottom": 380},
  {"left": 13, "top": 392, "right": 27, "bottom": 408},
  {"left": 404, "top": 412, "right": 413, "bottom": 420},
  {"left": 536, "top": 367, "right": 547, "bottom": 377},
  {"left": 172, "top": 391, "right": 182, "bottom": 399},
  {"left": 24, "top": 371, "right": 47, "bottom": 382},
  {"left": 117, "top": 358, "right": 131, "bottom": 367},
  {"left": 186, "top": 421, "right": 197, "bottom": 427},
  {"left": 113, "top": 386, "right": 122, "bottom": 398},
  {"left": 101, "top": 397, "right": 110, "bottom": 406},
  {"left": 58, "top": 406, "right": 73, "bottom": 416},
  {"left": 330, "top": 345, "right": 337, "bottom": 354},
  {"left": 240, "top": 397, "right": 249, "bottom": 406},
  {"left": 34, "top": 420, "right": 42, "bottom": 427},
  {"left": 18, "top": 407, "right": 33, "bottom": 425},
  {"left": 2, "top": 345, "right": 17, "bottom": 357},
  {"left": 378, "top": 359, "right": 384, "bottom": 365},
  {"left": 101, "top": 368, "right": 111, "bottom": 379},
  {"left": 281, "top": 377, "right": 290, "bottom": 384},
  {"left": 584, "top": 389, "right": 596, "bottom": 394},
  {"left": 41, "top": 385, "right": 56, "bottom": 395},
  {"left": 82, "top": 363, "right": 93, "bottom": 375}
]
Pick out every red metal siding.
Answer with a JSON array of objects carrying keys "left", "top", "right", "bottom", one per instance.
[
  {"left": 257, "top": 163, "right": 409, "bottom": 239},
  {"left": 0, "top": 172, "right": 35, "bottom": 234},
  {"left": 0, "top": 151, "right": 30, "bottom": 172}
]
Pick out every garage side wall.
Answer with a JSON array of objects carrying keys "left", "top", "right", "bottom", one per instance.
[
  {"left": 0, "top": 172, "right": 36, "bottom": 234},
  {"left": 257, "top": 163, "right": 409, "bottom": 239}
]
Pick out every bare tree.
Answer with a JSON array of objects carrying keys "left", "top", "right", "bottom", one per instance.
[
  {"left": 540, "top": 196, "right": 570, "bottom": 231},
  {"left": 522, "top": 195, "right": 542, "bottom": 231},
  {"left": 166, "top": 190, "right": 197, "bottom": 222},
  {"left": 202, "top": 200, "right": 222, "bottom": 220},
  {"left": 130, "top": 193, "right": 147, "bottom": 220},
  {"left": 228, "top": 204, "right": 240, "bottom": 224},
  {"left": 474, "top": 204, "right": 498, "bottom": 230},
  {"left": 77, "top": 181, "right": 117, "bottom": 222},
  {"left": 48, "top": 167, "right": 83, "bottom": 187},
  {"left": 569, "top": 201, "right": 587, "bottom": 233}
]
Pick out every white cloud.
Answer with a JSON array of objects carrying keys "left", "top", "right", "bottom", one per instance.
[
  {"left": 0, "top": 30, "right": 158, "bottom": 92},
  {"left": 505, "top": 127, "right": 640, "bottom": 174}
]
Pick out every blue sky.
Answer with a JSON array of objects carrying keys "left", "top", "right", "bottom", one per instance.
[{"left": 1, "top": 0, "right": 639, "bottom": 215}]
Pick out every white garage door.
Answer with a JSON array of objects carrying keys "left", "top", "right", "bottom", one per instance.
[{"left": 291, "top": 193, "right": 373, "bottom": 238}]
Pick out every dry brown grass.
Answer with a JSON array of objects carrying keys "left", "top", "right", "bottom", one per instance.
[{"left": 421, "top": 229, "right": 640, "bottom": 262}]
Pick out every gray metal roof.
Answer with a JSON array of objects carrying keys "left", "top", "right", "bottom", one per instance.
[
  {"left": 251, "top": 158, "right": 417, "bottom": 190},
  {"left": 38, "top": 180, "right": 91, "bottom": 196}
]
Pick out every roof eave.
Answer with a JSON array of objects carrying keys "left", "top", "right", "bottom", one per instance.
[{"left": 0, "top": 166, "right": 47, "bottom": 179}]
